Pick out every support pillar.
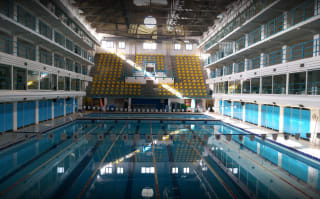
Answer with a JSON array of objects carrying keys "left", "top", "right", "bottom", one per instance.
[
  {"left": 51, "top": 100, "right": 54, "bottom": 120},
  {"left": 12, "top": 35, "right": 18, "bottom": 56},
  {"left": 63, "top": 99, "right": 66, "bottom": 116},
  {"left": 35, "top": 45, "right": 40, "bottom": 62},
  {"left": 260, "top": 24, "right": 266, "bottom": 40},
  {"left": 244, "top": 58, "right": 249, "bottom": 71},
  {"left": 242, "top": 103, "right": 246, "bottom": 122},
  {"left": 35, "top": 100, "right": 39, "bottom": 124},
  {"left": 260, "top": 53, "right": 265, "bottom": 68},
  {"left": 128, "top": 97, "right": 131, "bottom": 110},
  {"left": 191, "top": 99, "right": 196, "bottom": 112},
  {"left": 258, "top": 104, "right": 262, "bottom": 127},
  {"left": 13, "top": 102, "right": 17, "bottom": 131},
  {"left": 231, "top": 101, "right": 234, "bottom": 118},
  {"left": 245, "top": 34, "right": 249, "bottom": 48},
  {"left": 315, "top": 0, "right": 319, "bottom": 16},
  {"left": 168, "top": 98, "right": 171, "bottom": 112},
  {"left": 282, "top": 45, "right": 287, "bottom": 63},
  {"left": 283, "top": 11, "right": 288, "bottom": 29},
  {"left": 313, "top": 34, "right": 319, "bottom": 57},
  {"left": 279, "top": 106, "right": 285, "bottom": 133}
]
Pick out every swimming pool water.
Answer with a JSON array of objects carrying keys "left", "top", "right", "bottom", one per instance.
[
  {"left": 0, "top": 119, "right": 319, "bottom": 199},
  {"left": 86, "top": 113, "right": 214, "bottom": 119}
]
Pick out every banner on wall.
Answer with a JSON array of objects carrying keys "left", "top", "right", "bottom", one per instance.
[{"left": 185, "top": 99, "right": 191, "bottom": 107}]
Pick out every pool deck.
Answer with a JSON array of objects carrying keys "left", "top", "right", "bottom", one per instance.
[
  {"left": 205, "top": 112, "right": 320, "bottom": 160},
  {"left": 1, "top": 111, "right": 320, "bottom": 162}
]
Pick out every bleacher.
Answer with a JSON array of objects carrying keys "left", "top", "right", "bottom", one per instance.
[
  {"left": 166, "top": 55, "right": 207, "bottom": 98},
  {"left": 88, "top": 53, "right": 208, "bottom": 98},
  {"left": 89, "top": 53, "right": 142, "bottom": 97},
  {"left": 135, "top": 53, "right": 165, "bottom": 71}
]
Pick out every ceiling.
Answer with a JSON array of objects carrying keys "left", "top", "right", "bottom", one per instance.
[{"left": 73, "top": 0, "right": 236, "bottom": 40}]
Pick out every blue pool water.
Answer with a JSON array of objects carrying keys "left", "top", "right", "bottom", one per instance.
[{"left": 0, "top": 118, "right": 319, "bottom": 199}]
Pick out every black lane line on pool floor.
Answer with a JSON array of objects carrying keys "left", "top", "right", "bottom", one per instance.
[
  {"left": 124, "top": 124, "right": 140, "bottom": 199},
  {"left": 162, "top": 124, "right": 182, "bottom": 199},
  {"left": 50, "top": 125, "right": 115, "bottom": 199},
  {"left": 0, "top": 125, "right": 92, "bottom": 184}
]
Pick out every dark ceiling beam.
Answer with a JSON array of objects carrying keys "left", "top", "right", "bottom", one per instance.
[{"left": 90, "top": 22, "right": 209, "bottom": 27}]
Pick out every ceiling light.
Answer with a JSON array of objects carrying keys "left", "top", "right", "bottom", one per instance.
[{"left": 144, "top": 16, "right": 157, "bottom": 29}]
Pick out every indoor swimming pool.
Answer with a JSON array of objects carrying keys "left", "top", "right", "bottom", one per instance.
[
  {"left": 86, "top": 113, "right": 214, "bottom": 119},
  {"left": 0, "top": 118, "right": 319, "bottom": 199}
]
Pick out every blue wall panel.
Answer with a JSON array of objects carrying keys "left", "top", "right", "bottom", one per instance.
[
  {"left": 283, "top": 107, "right": 310, "bottom": 138},
  {"left": 39, "top": 100, "right": 52, "bottom": 122},
  {"left": 244, "top": 137, "right": 257, "bottom": 153},
  {"left": 75, "top": 98, "right": 78, "bottom": 111},
  {"left": 0, "top": 103, "right": 12, "bottom": 132},
  {"left": 219, "top": 100, "right": 223, "bottom": 114},
  {"left": 54, "top": 99, "right": 65, "bottom": 118},
  {"left": 245, "top": 103, "right": 258, "bottom": 125},
  {"left": 66, "top": 98, "right": 73, "bottom": 115},
  {"left": 233, "top": 102, "right": 243, "bottom": 120},
  {"left": 17, "top": 102, "right": 35, "bottom": 128},
  {"left": 0, "top": 104, "right": 3, "bottom": 132},
  {"left": 223, "top": 101, "right": 231, "bottom": 117},
  {"left": 261, "top": 105, "right": 280, "bottom": 130}
]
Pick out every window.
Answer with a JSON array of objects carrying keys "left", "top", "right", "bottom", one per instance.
[
  {"left": 66, "top": 59, "right": 73, "bottom": 71},
  {"left": 17, "top": 40, "right": 36, "bottom": 61},
  {"left": 141, "top": 167, "right": 154, "bottom": 174},
  {"left": 40, "top": 72, "right": 50, "bottom": 90},
  {"left": 54, "top": 54, "right": 65, "bottom": 69},
  {"left": 273, "top": 74, "right": 286, "bottom": 94},
  {"left": 118, "top": 41, "right": 125, "bottom": 49},
  {"left": 58, "top": 76, "right": 65, "bottom": 90},
  {"left": 235, "top": 80, "right": 241, "bottom": 93},
  {"left": 307, "top": 70, "right": 320, "bottom": 95},
  {"left": 39, "top": 20, "right": 52, "bottom": 39},
  {"left": 101, "top": 167, "right": 112, "bottom": 175},
  {"left": 0, "top": 64, "right": 11, "bottom": 90},
  {"left": 54, "top": 31, "right": 65, "bottom": 47},
  {"left": 57, "top": 167, "right": 64, "bottom": 174},
  {"left": 289, "top": 72, "right": 306, "bottom": 94},
  {"left": 65, "top": 77, "right": 70, "bottom": 91},
  {"left": 0, "top": 31, "right": 11, "bottom": 54},
  {"left": 186, "top": 44, "right": 193, "bottom": 51},
  {"left": 71, "top": 78, "right": 80, "bottom": 91},
  {"left": 17, "top": 6, "right": 36, "bottom": 30},
  {"left": 102, "top": 41, "right": 114, "bottom": 49},
  {"left": 39, "top": 48, "right": 52, "bottom": 65},
  {"left": 262, "top": 76, "right": 272, "bottom": 94},
  {"left": 143, "top": 42, "right": 157, "bottom": 50},
  {"left": 242, "top": 80, "right": 250, "bottom": 94},
  {"left": 27, "top": 70, "right": 39, "bottom": 89},
  {"left": 174, "top": 43, "right": 181, "bottom": 50},
  {"left": 50, "top": 74, "right": 57, "bottom": 90},
  {"left": 13, "top": 67, "right": 26, "bottom": 90},
  {"left": 251, "top": 78, "right": 260, "bottom": 94}
]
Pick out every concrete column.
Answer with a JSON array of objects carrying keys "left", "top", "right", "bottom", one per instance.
[
  {"left": 168, "top": 98, "right": 171, "bottom": 112},
  {"left": 260, "top": 24, "right": 265, "bottom": 40},
  {"left": 232, "top": 63, "right": 236, "bottom": 74},
  {"left": 282, "top": 45, "right": 287, "bottom": 63},
  {"left": 35, "top": 100, "right": 39, "bottom": 124},
  {"left": 13, "top": 3, "right": 17, "bottom": 21},
  {"left": 232, "top": 41, "right": 236, "bottom": 53},
  {"left": 51, "top": 100, "right": 54, "bottom": 120},
  {"left": 242, "top": 103, "right": 246, "bottom": 122},
  {"left": 260, "top": 53, "right": 265, "bottom": 68},
  {"left": 104, "top": 97, "right": 108, "bottom": 106},
  {"left": 283, "top": 11, "right": 288, "bottom": 29},
  {"left": 63, "top": 99, "right": 66, "bottom": 116},
  {"left": 13, "top": 102, "right": 17, "bottom": 131},
  {"left": 286, "top": 73, "right": 289, "bottom": 95},
  {"left": 310, "top": 109, "right": 320, "bottom": 144},
  {"left": 35, "top": 45, "right": 40, "bottom": 62},
  {"left": 52, "top": 52, "right": 55, "bottom": 67},
  {"left": 220, "top": 100, "right": 224, "bottom": 115},
  {"left": 258, "top": 104, "right": 262, "bottom": 127},
  {"left": 314, "top": 0, "right": 319, "bottom": 16},
  {"left": 128, "top": 97, "right": 132, "bottom": 109},
  {"left": 231, "top": 101, "right": 234, "bottom": 118},
  {"left": 191, "top": 99, "right": 196, "bottom": 112},
  {"left": 313, "top": 34, "right": 320, "bottom": 57},
  {"left": 245, "top": 34, "right": 249, "bottom": 48},
  {"left": 244, "top": 58, "right": 249, "bottom": 71},
  {"left": 279, "top": 106, "right": 285, "bottom": 133},
  {"left": 12, "top": 35, "right": 18, "bottom": 56}
]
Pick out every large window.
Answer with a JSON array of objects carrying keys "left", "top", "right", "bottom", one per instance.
[
  {"left": 39, "top": 48, "right": 52, "bottom": 65},
  {"left": 0, "top": 64, "right": 11, "bottom": 90},
  {"left": 174, "top": 43, "right": 181, "bottom": 50},
  {"left": 235, "top": 80, "right": 241, "bottom": 93},
  {"left": 71, "top": 79, "right": 80, "bottom": 91},
  {"left": 54, "top": 54, "right": 65, "bottom": 69},
  {"left": 186, "top": 44, "right": 193, "bottom": 51},
  {"left": 17, "top": 40, "right": 36, "bottom": 61},
  {"left": 242, "top": 80, "right": 250, "bottom": 94},
  {"left": 307, "top": 70, "right": 320, "bottom": 95},
  {"left": 228, "top": 81, "right": 235, "bottom": 94},
  {"left": 17, "top": 6, "right": 36, "bottom": 30},
  {"left": 65, "top": 77, "right": 70, "bottom": 91},
  {"left": 273, "top": 74, "right": 286, "bottom": 94},
  {"left": 118, "top": 41, "right": 125, "bottom": 49},
  {"left": 251, "top": 78, "right": 260, "bottom": 94},
  {"left": 50, "top": 74, "right": 57, "bottom": 90},
  {"left": 262, "top": 76, "right": 272, "bottom": 94},
  {"left": 27, "top": 70, "right": 39, "bottom": 89},
  {"left": 54, "top": 31, "right": 65, "bottom": 47},
  {"left": 289, "top": 72, "right": 306, "bottom": 94},
  {"left": 0, "top": 31, "right": 12, "bottom": 54},
  {"left": 40, "top": 72, "right": 49, "bottom": 90},
  {"left": 66, "top": 58, "right": 73, "bottom": 71},
  {"left": 13, "top": 67, "right": 26, "bottom": 90},
  {"left": 58, "top": 76, "right": 65, "bottom": 90},
  {"left": 39, "top": 20, "right": 52, "bottom": 39},
  {"left": 102, "top": 41, "right": 114, "bottom": 49},
  {"left": 143, "top": 42, "right": 156, "bottom": 50}
]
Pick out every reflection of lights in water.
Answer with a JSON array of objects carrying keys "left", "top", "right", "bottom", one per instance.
[
  {"left": 57, "top": 167, "right": 64, "bottom": 173},
  {"left": 142, "top": 187, "right": 154, "bottom": 198}
]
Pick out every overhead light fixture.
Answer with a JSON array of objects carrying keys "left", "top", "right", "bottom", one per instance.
[{"left": 144, "top": 16, "right": 156, "bottom": 29}]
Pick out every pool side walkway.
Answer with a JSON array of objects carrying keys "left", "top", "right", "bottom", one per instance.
[{"left": 205, "top": 112, "right": 320, "bottom": 160}]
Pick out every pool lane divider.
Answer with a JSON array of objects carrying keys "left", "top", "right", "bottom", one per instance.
[
  {"left": 172, "top": 124, "right": 238, "bottom": 199},
  {"left": 76, "top": 122, "right": 128, "bottom": 199},
  {"left": 200, "top": 125, "right": 318, "bottom": 199},
  {"left": 50, "top": 125, "right": 116, "bottom": 199},
  {"left": 0, "top": 124, "right": 101, "bottom": 197},
  {"left": 0, "top": 124, "right": 93, "bottom": 184},
  {"left": 150, "top": 122, "right": 160, "bottom": 199}
]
